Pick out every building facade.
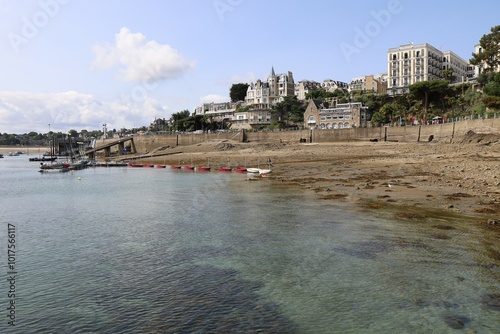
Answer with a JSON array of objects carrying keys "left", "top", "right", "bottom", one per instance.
[
  {"left": 349, "top": 74, "right": 387, "bottom": 94},
  {"left": 245, "top": 79, "right": 271, "bottom": 107},
  {"left": 231, "top": 107, "right": 272, "bottom": 130},
  {"left": 472, "top": 43, "right": 500, "bottom": 77},
  {"left": 295, "top": 80, "right": 321, "bottom": 100},
  {"left": 387, "top": 43, "right": 471, "bottom": 95},
  {"left": 294, "top": 79, "right": 349, "bottom": 101},
  {"left": 303, "top": 99, "right": 370, "bottom": 129},
  {"left": 320, "top": 79, "right": 349, "bottom": 93}
]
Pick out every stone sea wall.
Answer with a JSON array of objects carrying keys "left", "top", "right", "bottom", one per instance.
[{"left": 112, "top": 117, "right": 500, "bottom": 154}]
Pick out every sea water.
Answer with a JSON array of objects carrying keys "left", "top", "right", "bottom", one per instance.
[{"left": 0, "top": 155, "right": 499, "bottom": 333}]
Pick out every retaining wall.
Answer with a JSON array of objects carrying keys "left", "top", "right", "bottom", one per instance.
[{"left": 106, "top": 117, "right": 500, "bottom": 154}]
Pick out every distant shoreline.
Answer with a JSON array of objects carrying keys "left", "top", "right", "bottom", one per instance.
[{"left": 0, "top": 146, "right": 49, "bottom": 154}]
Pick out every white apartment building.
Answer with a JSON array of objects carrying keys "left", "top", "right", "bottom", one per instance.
[{"left": 387, "top": 43, "right": 471, "bottom": 95}]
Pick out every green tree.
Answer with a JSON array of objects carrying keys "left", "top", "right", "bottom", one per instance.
[
  {"left": 470, "top": 25, "right": 500, "bottom": 73},
  {"left": 442, "top": 68, "right": 456, "bottom": 83},
  {"left": 229, "top": 83, "right": 249, "bottom": 102},
  {"left": 305, "top": 88, "right": 339, "bottom": 100},
  {"left": 482, "top": 72, "right": 500, "bottom": 96},
  {"left": 370, "top": 112, "right": 387, "bottom": 126},
  {"left": 170, "top": 110, "right": 190, "bottom": 131},
  {"left": 409, "top": 80, "right": 449, "bottom": 122},
  {"left": 270, "top": 96, "right": 306, "bottom": 127},
  {"left": 68, "top": 129, "right": 78, "bottom": 138}
]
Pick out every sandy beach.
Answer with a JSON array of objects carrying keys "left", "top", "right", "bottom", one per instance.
[{"left": 140, "top": 134, "right": 500, "bottom": 224}]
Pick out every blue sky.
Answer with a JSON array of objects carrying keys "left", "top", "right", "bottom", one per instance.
[{"left": 0, "top": 0, "right": 498, "bottom": 134}]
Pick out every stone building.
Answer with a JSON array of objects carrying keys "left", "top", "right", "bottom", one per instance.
[{"left": 303, "top": 99, "right": 370, "bottom": 129}]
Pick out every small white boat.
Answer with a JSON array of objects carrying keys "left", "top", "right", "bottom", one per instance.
[
  {"left": 247, "top": 158, "right": 273, "bottom": 175},
  {"left": 246, "top": 168, "right": 260, "bottom": 173},
  {"left": 259, "top": 169, "right": 272, "bottom": 175}
]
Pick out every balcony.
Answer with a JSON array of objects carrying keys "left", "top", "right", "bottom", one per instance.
[{"left": 249, "top": 119, "right": 271, "bottom": 125}]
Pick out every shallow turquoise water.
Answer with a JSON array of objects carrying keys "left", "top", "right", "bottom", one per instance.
[{"left": 0, "top": 155, "right": 499, "bottom": 333}]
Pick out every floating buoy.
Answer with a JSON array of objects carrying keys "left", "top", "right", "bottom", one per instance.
[{"left": 77, "top": 177, "right": 81, "bottom": 181}]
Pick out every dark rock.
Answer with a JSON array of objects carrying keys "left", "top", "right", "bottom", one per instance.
[
  {"left": 487, "top": 219, "right": 499, "bottom": 225},
  {"left": 481, "top": 294, "right": 500, "bottom": 311},
  {"left": 443, "top": 315, "right": 470, "bottom": 329}
]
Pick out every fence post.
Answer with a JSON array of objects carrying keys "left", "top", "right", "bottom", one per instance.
[{"left": 451, "top": 121, "right": 455, "bottom": 143}]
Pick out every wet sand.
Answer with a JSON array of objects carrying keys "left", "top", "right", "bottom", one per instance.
[{"left": 143, "top": 136, "right": 500, "bottom": 224}]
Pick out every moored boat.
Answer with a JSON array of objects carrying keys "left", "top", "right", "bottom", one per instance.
[
  {"left": 29, "top": 156, "right": 57, "bottom": 162},
  {"left": 39, "top": 162, "right": 70, "bottom": 173},
  {"left": 246, "top": 167, "right": 260, "bottom": 173},
  {"left": 197, "top": 157, "right": 211, "bottom": 171},
  {"left": 259, "top": 169, "right": 272, "bottom": 175}
]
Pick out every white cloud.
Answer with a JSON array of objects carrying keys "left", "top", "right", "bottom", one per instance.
[
  {"left": 0, "top": 91, "right": 169, "bottom": 133},
  {"left": 92, "top": 27, "right": 196, "bottom": 83},
  {"left": 200, "top": 94, "right": 228, "bottom": 104}
]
